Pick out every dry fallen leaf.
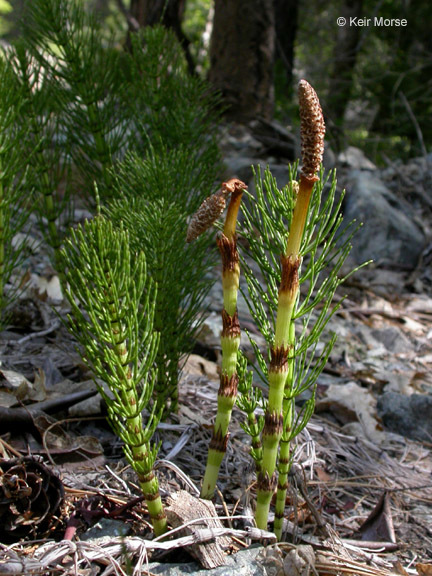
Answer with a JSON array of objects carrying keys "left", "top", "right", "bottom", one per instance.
[
  {"left": 182, "top": 354, "right": 219, "bottom": 381},
  {"left": 417, "top": 564, "right": 432, "bottom": 576},
  {"left": 315, "top": 466, "right": 332, "bottom": 483},
  {"left": 357, "top": 491, "right": 396, "bottom": 544},
  {"left": 0, "top": 368, "right": 46, "bottom": 404}
]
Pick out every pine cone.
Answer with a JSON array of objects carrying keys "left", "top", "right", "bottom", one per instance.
[{"left": 0, "top": 457, "right": 64, "bottom": 543}]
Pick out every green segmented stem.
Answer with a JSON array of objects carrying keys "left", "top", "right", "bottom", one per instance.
[
  {"left": 136, "top": 469, "right": 167, "bottom": 536},
  {"left": 255, "top": 175, "right": 314, "bottom": 531},
  {"left": 274, "top": 320, "right": 296, "bottom": 540},
  {"left": 0, "top": 157, "right": 5, "bottom": 304},
  {"left": 61, "top": 218, "right": 166, "bottom": 536},
  {"left": 201, "top": 183, "right": 245, "bottom": 499},
  {"left": 109, "top": 304, "right": 167, "bottom": 536},
  {"left": 246, "top": 411, "right": 263, "bottom": 472}
]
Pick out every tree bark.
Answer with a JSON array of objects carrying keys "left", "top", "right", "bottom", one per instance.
[
  {"left": 123, "top": 0, "right": 195, "bottom": 74},
  {"left": 128, "top": 0, "right": 185, "bottom": 27},
  {"left": 327, "top": 0, "right": 363, "bottom": 128},
  {"left": 209, "top": 0, "right": 275, "bottom": 121},
  {"left": 274, "top": 0, "right": 299, "bottom": 94}
]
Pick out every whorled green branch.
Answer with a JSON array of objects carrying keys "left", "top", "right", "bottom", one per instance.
[{"left": 60, "top": 216, "right": 167, "bottom": 536}]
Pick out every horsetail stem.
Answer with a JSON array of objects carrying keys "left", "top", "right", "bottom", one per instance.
[
  {"left": 61, "top": 217, "right": 167, "bottom": 536},
  {"left": 255, "top": 80, "right": 325, "bottom": 531},
  {"left": 274, "top": 320, "right": 296, "bottom": 539},
  {"left": 112, "top": 310, "right": 167, "bottom": 535},
  {"left": 188, "top": 179, "right": 248, "bottom": 499}
]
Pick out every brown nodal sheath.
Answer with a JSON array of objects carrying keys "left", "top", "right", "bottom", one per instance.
[
  {"left": 278, "top": 453, "right": 291, "bottom": 467},
  {"left": 277, "top": 478, "right": 289, "bottom": 492},
  {"left": 221, "top": 309, "right": 240, "bottom": 339},
  {"left": 257, "top": 470, "right": 277, "bottom": 492},
  {"left": 209, "top": 427, "right": 229, "bottom": 453},
  {"left": 269, "top": 344, "right": 291, "bottom": 373},
  {"left": 279, "top": 255, "right": 300, "bottom": 296},
  {"left": 218, "top": 373, "right": 239, "bottom": 398},
  {"left": 217, "top": 233, "right": 239, "bottom": 272},
  {"left": 144, "top": 491, "right": 163, "bottom": 502},
  {"left": 138, "top": 470, "right": 155, "bottom": 484},
  {"left": 262, "top": 410, "right": 284, "bottom": 438},
  {"left": 253, "top": 438, "right": 263, "bottom": 451}
]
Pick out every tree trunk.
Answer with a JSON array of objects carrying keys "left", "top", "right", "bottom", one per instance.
[
  {"left": 128, "top": 0, "right": 185, "bottom": 27},
  {"left": 327, "top": 0, "right": 363, "bottom": 129},
  {"left": 209, "top": 0, "right": 275, "bottom": 121},
  {"left": 274, "top": 0, "right": 298, "bottom": 94},
  {"left": 125, "top": 0, "right": 195, "bottom": 74}
]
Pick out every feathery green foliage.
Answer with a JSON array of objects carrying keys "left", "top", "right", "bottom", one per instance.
[
  {"left": 60, "top": 215, "right": 167, "bottom": 536},
  {"left": 21, "top": 0, "right": 125, "bottom": 196},
  {"left": 122, "top": 26, "right": 221, "bottom": 168},
  {"left": 0, "top": 58, "right": 32, "bottom": 325},
  {"left": 19, "top": 0, "right": 221, "bottom": 201},
  {"left": 10, "top": 43, "right": 72, "bottom": 283},
  {"left": 7, "top": 0, "right": 221, "bottom": 415},
  {"left": 106, "top": 149, "right": 218, "bottom": 414}
]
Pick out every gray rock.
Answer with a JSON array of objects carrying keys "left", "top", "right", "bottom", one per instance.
[
  {"left": 147, "top": 546, "right": 267, "bottom": 576},
  {"left": 222, "top": 151, "right": 293, "bottom": 194},
  {"left": 249, "top": 118, "right": 296, "bottom": 160},
  {"left": 338, "top": 147, "right": 377, "bottom": 171},
  {"left": 369, "top": 326, "right": 413, "bottom": 354},
  {"left": 343, "top": 170, "right": 425, "bottom": 269},
  {"left": 222, "top": 156, "right": 258, "bottom": 183},
  {"left": 323, "top": 147, "right": 337, "bottom": 170},
  {"left": 377, "top": 392, "right": 432, "bottom": 442}
]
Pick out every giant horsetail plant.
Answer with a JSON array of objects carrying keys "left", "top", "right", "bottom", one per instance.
[
  {"left": 254, "top": 79, "right": 325, "bottom": 532},
  {"left": 0, "top": 59, "right": 32, "bottom": 326},
  {"left": 11, "top": 45, "right": 71, "bottom": 290},
  {"left": 238, "top": 80, "right": 364, "bottom": 537},
  {"left": 21, "top": 0, "right": 125, "bottom": 197},
  {"left": 189, "top": 79, "right": 362, "bottom": 537},
  {"left": 60, "top": 216, "right": 167, "bottom": 536},
  {"left": 187, "top": 178, "right": 248, "bottom": 499}
]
